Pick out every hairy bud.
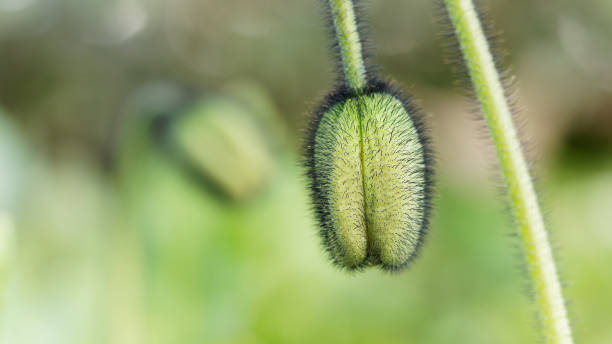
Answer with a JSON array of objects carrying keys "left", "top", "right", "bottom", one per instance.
[{"left": 305, "top": 80, "right": 433, "bottom": 271}]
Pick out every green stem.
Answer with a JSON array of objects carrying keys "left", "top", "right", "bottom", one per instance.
[
  {"left": 328, "top": 0, "right": 367, "bottom": 91},
  {"left": 442, "top": 0, "right": 573, "bottom": 343}
]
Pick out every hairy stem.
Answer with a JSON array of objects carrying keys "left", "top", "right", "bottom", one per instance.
[
  {"left": 442, "top": 0, "right": 573, "bottom": 343},
  {"left": 328, "top": 0, "right": 367, "bottom": 91}
]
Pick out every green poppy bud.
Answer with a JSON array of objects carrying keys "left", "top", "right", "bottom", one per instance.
[{"left": 305, "top": 80, "right": 433, "bottom": 271}]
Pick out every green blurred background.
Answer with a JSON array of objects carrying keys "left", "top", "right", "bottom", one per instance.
[{"left": 0, "top": 0, "right": 611, "bottom": 343}]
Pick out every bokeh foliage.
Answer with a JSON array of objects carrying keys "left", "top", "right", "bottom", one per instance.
[{"left": 0, "top": 0, "right": 611, "bottom": 343}]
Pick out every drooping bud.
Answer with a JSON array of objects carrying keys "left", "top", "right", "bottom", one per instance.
[{"left": 305, "top": 80, "right": 433, "bottom": 271}]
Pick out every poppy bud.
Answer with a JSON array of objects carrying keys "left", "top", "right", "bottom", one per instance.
[{"left": 305, "top": 80, "right": 433, "bottom": 271}]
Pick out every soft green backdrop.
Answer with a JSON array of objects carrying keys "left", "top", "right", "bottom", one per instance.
[{"left": 0, "top": 0, "right": 611, "bottom": 343}]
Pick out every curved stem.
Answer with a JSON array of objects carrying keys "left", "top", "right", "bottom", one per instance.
[
  {"left": 442, "top": 0, "right": 573, "bottom": 343},
  {"left": 328, "top": 0, "right": 367, "bottom": 91}
]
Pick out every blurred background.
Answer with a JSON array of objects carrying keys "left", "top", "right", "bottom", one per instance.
[{"left": 0, "top": 0, "right": 611, "bottom": 343}]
